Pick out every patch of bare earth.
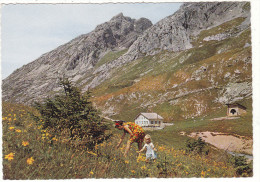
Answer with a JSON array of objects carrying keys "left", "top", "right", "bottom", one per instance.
[{"left": 187, "top": 131, "right": 252, "bottom": 155}]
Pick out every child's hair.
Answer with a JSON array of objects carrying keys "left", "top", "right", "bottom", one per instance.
[{"left": 144, "top": 134, "right": 152, "bottom": 140}]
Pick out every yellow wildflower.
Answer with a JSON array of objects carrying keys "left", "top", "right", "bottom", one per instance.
[
  {"left": 201, "top": 170, "right": 206, "bottom": 178},
  {"left": 125, "top": 160, "right": 129, "bottom": 164},
  {"left": 5, "top": 152, "right": 15, "bottom": 161},
  {"left": 15, "top": 129, "right": 22, "bottom": 133},
  {"left": 158, "top": 146, "right": 166, "bottom": 151},
  {"left": 22, "top": 141, "right": 29, "bottom": 146},
  {"left": 27, "top": 157, "right": 34, "bottom": 165},
  {"left": 52, "top": 137, "right": 58, "bottom": 141},
  {"left": 87, "top": 151, "right": 97, "bottom": 156},
  {"left": 141, "top": 165, "right": 146, "bottom": 170},
  {"left": 9, "top": 126, "right": 15, "bottom": 130},
  {"left": 131, "top": 170, "right": 136, "bottom": 174},
  {"left": 89, "top": 171, "right": 94, "bottom": 175}
]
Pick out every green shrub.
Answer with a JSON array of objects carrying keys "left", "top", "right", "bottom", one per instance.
[
  {"left": 32, "top": 78, "right": 111, "bottom": 149},
  {"left": 229, "top": 155, "right": 253, "bottom": 176},
  {"left": 185, "top": 137, "right": 209, "bottom": 155}
]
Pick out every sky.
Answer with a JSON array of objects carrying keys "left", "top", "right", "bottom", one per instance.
[{"left": 1, "top": 2, "right": 182, "bottom": 79}]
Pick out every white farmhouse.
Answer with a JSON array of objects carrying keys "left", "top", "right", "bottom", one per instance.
[{"left": 135, "top": 113, "right": 164, "bottom": 128}]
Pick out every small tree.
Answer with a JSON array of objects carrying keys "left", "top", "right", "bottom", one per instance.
[
  {"left": 33, "top": 78, "right": 111, "bottom": 149},
  {"left": 185, "top": 137, "right": 209, "bottom": 155}
]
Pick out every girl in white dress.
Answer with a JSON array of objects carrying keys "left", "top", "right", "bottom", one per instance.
[{"left": 137, "top": 134, "right": 157, "bottom": 162}]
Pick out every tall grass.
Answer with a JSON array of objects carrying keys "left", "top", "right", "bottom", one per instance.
[{"left": 3, "top": 101, "right": 250, "bottom": 179}]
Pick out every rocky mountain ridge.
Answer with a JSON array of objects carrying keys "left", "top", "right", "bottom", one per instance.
[
  {"left": 2, "top": 13, "right": 152, "bottom": 103},
  {"left": 84, "top": 2, "right": 250, "bottom": 89}
]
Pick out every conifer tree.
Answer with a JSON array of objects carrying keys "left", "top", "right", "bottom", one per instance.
[{"left": 33, "top": 78, "right": 110, "bottom": 149}]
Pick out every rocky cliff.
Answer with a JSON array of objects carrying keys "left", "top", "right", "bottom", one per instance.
[
  {"left": 87, "top": 2, "right": 250, "bottom": 89},
  {"left": 2, "top": 13, "right": 152, "bottom": 103},
  {"left": 2, "top": 2, "right": 252, "bottom": 122}
]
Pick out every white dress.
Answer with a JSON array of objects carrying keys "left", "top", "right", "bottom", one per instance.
[{"left": 142, "top": 142, "right": 157, "bottom": 159}]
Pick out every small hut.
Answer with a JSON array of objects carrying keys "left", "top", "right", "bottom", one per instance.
[{"left": 226, "top": 103, "right": 247, "bottom": 117}]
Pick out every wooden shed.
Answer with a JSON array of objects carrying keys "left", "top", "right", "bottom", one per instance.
[{"left": 226, "top": 103, "right": 247, "bottom": 117}]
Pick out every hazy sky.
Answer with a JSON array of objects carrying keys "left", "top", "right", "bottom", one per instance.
[{"left": 1, "top": 3, "right": 182, "bottom": 79}]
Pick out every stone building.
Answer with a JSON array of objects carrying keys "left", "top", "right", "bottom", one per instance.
[{"left": 226, "top": 103, "right": 247, "bottom": 117}]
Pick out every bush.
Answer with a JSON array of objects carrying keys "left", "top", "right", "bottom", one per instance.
[
  {"left": 229, "top": 155, "right": 253, "bottom": 176},
  {"left": 32, "top": 78, "right": 111, "bottom": 149},
  {"left": 185, "top": 137, "right": 209, "bottom": 155}
]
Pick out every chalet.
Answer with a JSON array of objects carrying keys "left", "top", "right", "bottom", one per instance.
[
  {"left": 135, "top": 113, "right": 164, "bottom": 127},
  {"left": 226, "top": 103, "right": 247, "bottom": 117}
]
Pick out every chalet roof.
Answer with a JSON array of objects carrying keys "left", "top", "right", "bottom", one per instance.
[{"left": 139, "top": 113, "right": 164, "bottom": 120}]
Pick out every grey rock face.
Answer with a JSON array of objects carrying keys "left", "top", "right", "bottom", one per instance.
[
  {"left": 2, "top": 13, "right": 152, "bottom": 103},
  {"left": 215, "top": 82, "right": 252, "bottom": 104},
  {"left": 86, "top": 2, "right": 250, "bottom": 89},
  {"left": 123, "top": 2, "right": 250, "bottom": 61}
]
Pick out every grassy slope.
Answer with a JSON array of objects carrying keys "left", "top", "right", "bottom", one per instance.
[
  {"left": 94, "top": 49, "right": 128, "bottom": 68},
  {"left": 3, "top": 101, "right": 247, "bottom": 179}
]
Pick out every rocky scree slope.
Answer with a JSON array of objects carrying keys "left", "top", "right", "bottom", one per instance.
[{"left": 2, "top": 13, "right": 152, "bottom": 103}]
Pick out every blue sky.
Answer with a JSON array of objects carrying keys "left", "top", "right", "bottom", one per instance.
[{"left": 1, "top": 3, "right": 182, "bottom": 79}]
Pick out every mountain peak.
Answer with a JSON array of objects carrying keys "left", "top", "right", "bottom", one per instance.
[{"left": 111, "top": 12, "right": 124, "bottom": 20}]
